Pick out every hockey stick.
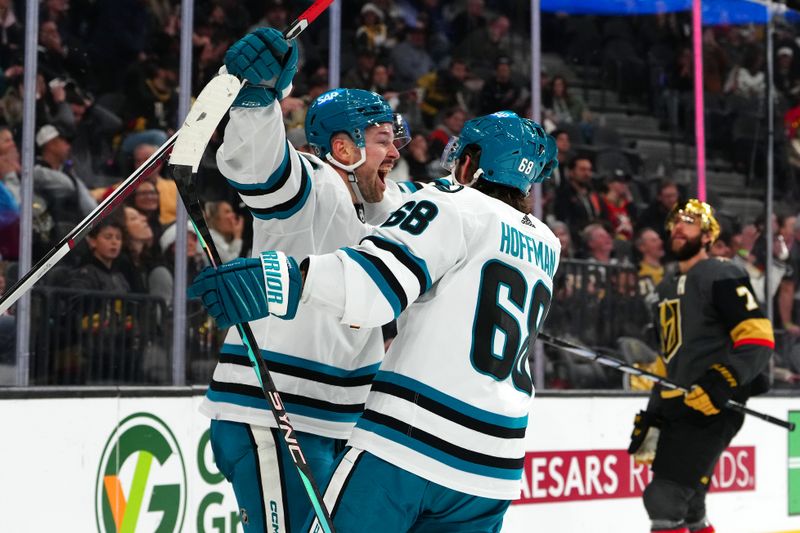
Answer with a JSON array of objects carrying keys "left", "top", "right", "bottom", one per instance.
[
  {"left": 170, "top": 3, "right": 336, "bottom": 532},
  {"left": 0, "top": 0, "right": 335, "bottom": 317},
  {"left": 539, "top": 333, "right": 796, "bottom": 431},
  {"left": 0, "top": 133, "right": 177, "bottom": 315}
]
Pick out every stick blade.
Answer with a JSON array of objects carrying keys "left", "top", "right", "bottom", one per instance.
[{"left": 169, "top": 74, "right": 242, "bottom": 171}]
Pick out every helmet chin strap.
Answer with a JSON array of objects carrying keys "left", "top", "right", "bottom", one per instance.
[
  {"left": 468, "top": 168, "right": 484, "bottom": 186},
  {"left": 326, "top": 148, "right": 368, "bottom": 206}
]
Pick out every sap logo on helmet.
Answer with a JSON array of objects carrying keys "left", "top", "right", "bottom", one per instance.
[
  {"left": 491, "top": 111, "right": 515, "bottom": 118},
  {"left": 316, "top": 90, "right": 341, "bottom": 105}
]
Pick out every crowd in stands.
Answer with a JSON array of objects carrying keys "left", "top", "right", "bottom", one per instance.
[{"left": 1, "top": 0, "right": 800, "bottom": 389}]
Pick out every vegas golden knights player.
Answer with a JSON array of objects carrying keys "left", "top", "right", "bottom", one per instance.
[{"left": 628, "top": 200, "right": 773, "bottom": 533}]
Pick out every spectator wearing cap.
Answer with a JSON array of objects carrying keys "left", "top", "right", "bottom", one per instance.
[
  {"left": 418, "top": 59, "right": 468, "bottom": 129},
  {"left": 599, "top": 169, "right": 637, "bottom": 241},
  {"left": 356, "top": 3, "right": 388, "bottom": 57},
  {"left": 478, "top": 57, "right": 523, "bottom": 116},
  {"left": 149, "top": 222, "right": 204, "bottom": 308},
  {"left": 389, "top": 23, "right": 434, "bottom": 91},
  {"left": 205, "top": 200, "right": 244, "bottom": 264},
  {"left": 775, "top": 46, "right": 800, "bottom": 98},
  {"left": 34, "top": 123, "right": 97, "bottom": 240}
]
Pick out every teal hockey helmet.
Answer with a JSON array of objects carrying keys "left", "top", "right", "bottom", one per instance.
[
  {"left": 440, "top": 111, "right": 557, "bottom": 195},
  {"left": 305, "top": 88, "right": 409, "bottom": 166}
]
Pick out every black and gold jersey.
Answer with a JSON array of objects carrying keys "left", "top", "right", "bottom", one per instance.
[{"left": 652, "top": 257, "right": 773, "bottom": 401}]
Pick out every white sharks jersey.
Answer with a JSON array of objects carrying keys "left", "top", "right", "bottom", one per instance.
[
  {"left": 364, "top": 176, "right": 454, "bottom": 226},
  {"left": 302, "top": 183, "right": 561, "bottom": 499},
  {"left": 200, "top": 104, "right": 385, "bottom": 439}
]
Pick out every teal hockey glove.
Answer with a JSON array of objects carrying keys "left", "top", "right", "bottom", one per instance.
[
  {"left": 188, "top": 251, "right": 302, "bottom": 329},
  {"left": 224, "top": 27, "right": 299, "bottom": 107}
]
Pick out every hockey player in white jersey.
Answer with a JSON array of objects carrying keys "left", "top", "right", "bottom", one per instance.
[
  {"left": 190, "top": 111, "right": 560, "bottom": 532},
  {"left": 196, "top": 27, "right": 409, "bottom": 532}
]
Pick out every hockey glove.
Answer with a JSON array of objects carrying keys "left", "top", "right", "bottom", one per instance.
[
  {"left": 628, "top": 410, "right": 662, "bottom": 464},
  {"left": 224, "top": 27, "right": 299, "bottom": 107},
  {"left": 188, "top": 251, "right": 302, "bottom": 329},
  {"left": 684, "top": 363, "right": 739, "bottom": 416}
]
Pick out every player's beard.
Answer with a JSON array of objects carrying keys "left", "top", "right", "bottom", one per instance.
[{"left": 671, "top": 233, "right": 704, "bottom": 260}]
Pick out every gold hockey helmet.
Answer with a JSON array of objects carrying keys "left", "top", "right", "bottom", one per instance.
[{"left": 665, "top": 199, "right": 720, "bottom": 243}]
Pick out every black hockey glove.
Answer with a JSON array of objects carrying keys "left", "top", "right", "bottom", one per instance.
[
  {"left": 684, "top": 363, "right": 739, "bottom": 416},
  {"left": 627, "top": 410, "right": 661, "bottom": 454}
]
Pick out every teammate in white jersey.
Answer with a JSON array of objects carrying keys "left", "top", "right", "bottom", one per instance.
[
  {"left": 196, "top": 27, "right": 409, "bottom": 531},
  {"left": 190, "top": 111, "right": 560, "bottom": 532}
]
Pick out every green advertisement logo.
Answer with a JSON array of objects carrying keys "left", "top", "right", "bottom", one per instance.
[
  {"left": 789, "top": 411, "right": 800, "bottom": 515},
  {"left": 95, "top": 413, "right": 187, "bottom": 532}
]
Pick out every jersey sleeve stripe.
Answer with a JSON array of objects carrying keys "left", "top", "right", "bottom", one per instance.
[
  {"left": 374, "top": 370, "right": 528, "bottom": 429},
  {"left": 370, "top": 380, "right": 526, "bottom": 438},
  {"left": 248, "top": 156, "right": 312, "bottom": 220},
  {"left": 226, "top": 141, "right": 292, "bottom": 195},
  {"left": 357, "top": 411, "right": 524, "bottom": 478},
  {"left": 341, "top": 247, "right": 406, "bottom": 317},
  {"left": 361, "top": 236, "right": 432, "bottom": 295},
  {"left": 397, "top": 181, "right": 420, "bottom": 193},
  {"left": 733, "top": 337, "right": 776, "bottom": 349},
  {"left": 221, "top": 343, "right": 381, "bottom": 380},
  {"left": 730, "top": 318, "right": 775, "bottom": 348}
]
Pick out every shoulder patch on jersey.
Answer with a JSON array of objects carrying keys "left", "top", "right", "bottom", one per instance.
[
  {"left": 433, "top": 181, "right": 463, "bottom": 193},
  {"left": 298, "top": 151, "right": 325, "bottom": 171}
]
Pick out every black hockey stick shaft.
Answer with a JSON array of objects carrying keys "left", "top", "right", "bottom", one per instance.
[
  {"left": 0, "top": 132, "right": 177, "bottom": 315},
  {"left": 171, "top": 3, "right": 337, "bottom": 531},
  {"left": 539, "top": 333, "right": 795, "bottom": 431},
  {"left": 0, "top": 0, "right": 334, "bottom": 317},
  {"left": 173, "top": 166, "right": 335, "bottom": 531}
]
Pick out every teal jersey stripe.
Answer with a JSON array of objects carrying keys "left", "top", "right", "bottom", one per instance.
[
  {"left": 364, "top": 235, "right": 432, "bottom": 292},
  {"left": 206, "top": 389, "right": 362, "bottom": 423},
  {"left": 221, "top": 343, "right": 380, "bottom": 378},
  {"left": 226, "top": 141, "right": 290, "bottom": 191},
  {"left": 250, "top": 163, "right": 312, "bottom": 220},
  {"left": 374, "top": 371, "right": 528, "bottom": 429},
  {"left": 341, "top": 247, "right": 403, "bottom": 317},
  {"left": 397, "top": 181, "right": 419, "bottom": 193},
  {"left": 356, "top": 418, "right": 523, "bottom": 480}
]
